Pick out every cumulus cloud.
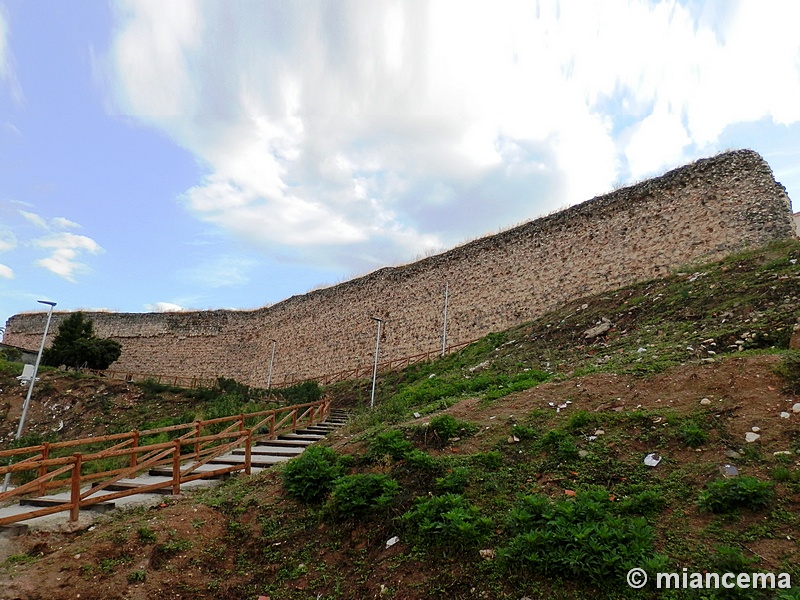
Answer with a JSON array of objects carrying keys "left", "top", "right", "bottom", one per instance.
[
  {"left": 33, "top": 232, "right": 103, "bottom": 282},
  {"left": 144, "top": 302, "right": 184, "bottom": 313},
  {"left": 16, "top": 209, "right": 104, "bottom": 282},
  {"left": 19, "top": 210, "right": 48, "bottom": 230},
  {"left": 103, "top": 0, "right": 800, "bottom": 271},
  {"left": 0, "top": 228, "right": 16, "bottom": 253},
  {"left": 0, "top": 263, "right": 13, "bottom": 279},
  {"left": 0, "top": 5, "right": 22, "bottom": 104}
]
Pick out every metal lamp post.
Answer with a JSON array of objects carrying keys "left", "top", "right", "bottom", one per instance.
[
  {"left": 266, "top": 339, "right": 277, "bottom": 390},
  {"left": 3, "top": 300, "right": 56, "bottom": 492},
  {"left": 370, "top": 317, "right": 383, "bottom": 409},
  {"left": 441, "top": 282, "right": 449, "bottom": 356}
]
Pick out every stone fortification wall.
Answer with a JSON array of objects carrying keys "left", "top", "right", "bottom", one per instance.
[{"left": 5, "top": 150, "right": 795, "bottom": 386}]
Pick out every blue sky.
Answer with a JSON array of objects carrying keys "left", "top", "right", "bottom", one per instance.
[{"left": 1, "top": 0, "right": 799, "bottom": 327}]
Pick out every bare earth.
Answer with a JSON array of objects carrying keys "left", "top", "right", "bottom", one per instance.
[{"left": 1, "top": 354, "right": 798, "bottom": 599}]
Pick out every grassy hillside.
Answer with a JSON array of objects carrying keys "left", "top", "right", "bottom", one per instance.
[{"left": 2, "top": 239, "right": 800, "bottom": 600}]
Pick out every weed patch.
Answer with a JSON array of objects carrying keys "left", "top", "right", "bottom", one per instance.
[
  {"left": 402, "top": 493, "right": 492, "bottom": 554},
  {"left": 501, "top": 488, "right": 663, "bottom": 587},
  {"left": 282, "top": 446, "right": 348, "bottom": 503},
  {"left": 697, "top": 476, "right": 775, "bottom": 513},
  {"left": 326, "top": 473, "right": 400, "bottom": 519}
]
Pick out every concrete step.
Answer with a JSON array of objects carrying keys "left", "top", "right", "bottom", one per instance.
[
  {"left": 257, "top": 438, "right": 316, "bottom": 447},
  {"left": 208, "top": 454, "right": 289, "bottom": 467},
  {"left": 233, "top": 445, "right": 304, "bottom": 457},
  {"left": 106, "top": 475, "right": 219, "bottom": 495},
  {"left": 297, "top": 427, "right": 335, "bottom": 434},
  {"left": 20, "top": 493, "right": 115, "bottom": 514},
  {"left": 148, "top": 462, "right": 235, "bottom": 479},
  {"left": 278, "top": 433, "right": 326, "bottom": 442}
]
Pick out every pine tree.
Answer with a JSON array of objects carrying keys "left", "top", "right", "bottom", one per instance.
[{"left": 42, "top": 312, "right": 122, "bottom": 370}]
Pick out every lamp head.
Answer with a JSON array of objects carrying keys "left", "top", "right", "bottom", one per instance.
[{"left": 38, "top": 300, "right": 57, "bottom": 308}]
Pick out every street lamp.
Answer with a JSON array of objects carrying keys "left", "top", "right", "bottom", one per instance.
[
  {"left": 266, "top": 339, "right": 277, "bottom": 390},
  {"left": 3, "top": 300, "right": 56, "bottom": 492},
  {"left": 441, "top": 282, "right": 449, "bottom": 356},
  {"left": 370, "top": 317, "right": 383, "bottom": 409}
]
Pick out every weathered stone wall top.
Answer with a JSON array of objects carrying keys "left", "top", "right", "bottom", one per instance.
[{"left": 5, "top": 150, "right": 795, "bottom": 386}]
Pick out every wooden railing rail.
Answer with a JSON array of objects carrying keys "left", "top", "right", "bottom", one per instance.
[{"left": 0, "top": 397, "right": 331, "bottom": 527}]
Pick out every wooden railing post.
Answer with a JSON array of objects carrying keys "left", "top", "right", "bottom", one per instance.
[
  {"left": 172, "top": 440, "right": 181, "bottom": 495},
  {"left": 130, "top": 431, "right": 139, "bottom": 469},
  {"left": 70, "top": 454, "right": 82, "bottom": 522},
  {"left": 292, "top": 409, "right": 297, "bottom": 430},
  {"left": 194, "top": 421, "right": 202, "bottom": 459},
  {"left": 38, "top": 443, "right": 50, "bottom": 496},
  {"left": 244, "top": 430, "right": 252, "bottom": 476},
  {"left": 269, "top": 413, "right": 275, "bottom": 438},
  {"left": 238, "top": 414, "right": 245, "bottom": 433}
]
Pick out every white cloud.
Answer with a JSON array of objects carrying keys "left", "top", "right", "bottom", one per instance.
[
  {"left": 0, "top": 228, "right": 16, "bottom": 253},
  {"left": 144, "top": 302, "right": 184, "bottom": 313},
  {"left": 19, "top": 210, "right": 48, "bottom": 229},
  {"left": 13, "top": 209, "right": 103, "bottom": 281},
  {"left": 104, "top": 0, "right": 800, "bottom": 272},
  {"left": 33, "top": 232, "right": 103, "bottom": 282},
  {"left": 0, "top": 6, "right": 8, "bottom": 76},
  {"left": 0, "top": 263, "right": 13, "bottom": 279},
  {"left": 51, "top": 217, "right": 81, "bottom": 230},
  {"left": 624, "top": 105, "right": 692, "bottom": 180},
  {"left": 0, "top": 5, "right": 22, "bottom": 104}
]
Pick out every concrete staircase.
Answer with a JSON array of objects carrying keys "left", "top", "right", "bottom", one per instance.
[{"left": 0, "top": 409, "right": 349, "bottom": 536}]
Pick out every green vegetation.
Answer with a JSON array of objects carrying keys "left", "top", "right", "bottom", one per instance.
[
  {"left": 281, "top": 446, "right": 349, "bottom": 503},
  {"left": 501, "top": 488, "right": 662, "bottom": 586},
  {"left": 774, "top": 350, "right": 800, "bottom": 394},
  {"left": 697, "top": 476, "right": 776, "bottom": 513},
  {"left": 326, "top": 473, "right": 400, "bottom": 519},
  {"left": 401, "top": 493, "right": 492, "bottom": 553},
  {"left": 42, "top": 311, "right": 122, "bottom": 370},
  {"left": 5, "top": 239, "right": 800, "bottom": 599},
  {"left": 426, "top": 414, "right": 477, "bottom": 441}
]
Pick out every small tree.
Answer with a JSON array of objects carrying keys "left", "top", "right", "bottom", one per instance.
[{"left": 42, "top": 312, "right": 122, "bottom": 370}]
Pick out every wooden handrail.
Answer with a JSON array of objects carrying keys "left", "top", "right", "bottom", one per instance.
[{"left": 0, "top": 397, "right": 330, "bottom": 527}]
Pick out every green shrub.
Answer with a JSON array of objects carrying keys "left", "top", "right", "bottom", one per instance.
[
  {"left": 127, "top": 570, "right": 146, "bottom": 583},
  {"left": 697, "top": 476, "right": 775, "bottom": 513},
  {"left": 1, "top": 347, "right": 22, "bottom": 362},
  {"left": 501, "top": 489, "right": 658, "bottom": 586},
  {"left": 403, "top": 449, "right": 438, "bottom": 470},
  {"left": 679, "top": 421, "right": 709, "bottom": 448},
  {"left": 537, "top": 429, "right": 579, "bottom": 462},
  {"left": 710, "top": 545, "right": 755, "bottom": 573},
  {"left": 282, "top": 446, "right": 347, "bottom": 503},
  {"left": 435, "top": 467, "right": 471, "bottom": 494},
  {"left": 203, "top": 393, "right": 245, "bottom": 434},
  {"left": 475, "top": 450, "right": 503, "bottom": 470},
  {"left": 137, "top": 526, "right": 157, "bottom": 543},
  {"left": 401, "top": 493, "right": 492, "bottom": 553},
  {"left": 565, "top": 410, "right": 598, "bottom": 432},
  {"left": 272, "top": 380, "right": 323, "bottom": 405},
  {"left": 774, "top": 351, "right": 800, "bottom": 394},
  {"left": 510, "top": 424, "right": 538, "bottom": 440},
  {"left": 616, "top": 488, "right": 668, "bottom": 516},
  {"left": 327, "top": 473, "right": 399, "bottom": 519},
  {"left": 427, "top": 414, "right": 477, "bottom": 440},
  {"left": 367, "top": 429, "right": 415, "bottom": 462}
]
